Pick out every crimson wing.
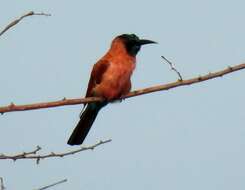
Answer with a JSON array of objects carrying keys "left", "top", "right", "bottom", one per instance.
[{"left": 85, "top": 59, "right": 110, "bottom": 98}]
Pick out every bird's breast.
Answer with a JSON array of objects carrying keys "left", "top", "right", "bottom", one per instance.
[
  {"left": 106, "top": 61, "right": 134, "bottom": 81},
  {"left": 96, "top": 59, "right": 135, "bottom": 99}
]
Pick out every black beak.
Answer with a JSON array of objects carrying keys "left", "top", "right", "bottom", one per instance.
[{"left": 139, "top": 39, "right": 157, "bottom": 45}]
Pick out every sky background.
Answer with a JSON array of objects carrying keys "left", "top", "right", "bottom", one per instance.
[{"left": 0, "top": 1, "right": 245, "bottom": 189}]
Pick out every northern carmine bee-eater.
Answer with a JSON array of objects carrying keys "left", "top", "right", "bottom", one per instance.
[{"left": 67, "top": 34, "right": 156, "bottom": 145}]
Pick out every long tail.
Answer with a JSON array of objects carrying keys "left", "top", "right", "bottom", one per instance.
[{"left": 67, "top": 103, "right": 103, "bottom": 145}]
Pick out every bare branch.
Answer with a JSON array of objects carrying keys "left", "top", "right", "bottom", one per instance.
[
  {"left": 0, "top": 177, "right": 5, "bottom": 190},
  {"left": 0, "top": 63, "right": 244, "bottom": 114},
  {"left": 35, "top": 179, "right": 67, "bottom": 190},
  {"left": 161, "top": 55, "right": 183, "bottom": 80},
  {"left": 0, "top": 139, "right": 111, "bottom": 164},
  {"left": 0, "top": 11, "right": 51, "bottom": 37}
]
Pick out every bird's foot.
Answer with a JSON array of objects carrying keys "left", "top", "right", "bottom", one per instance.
[{"left": 111, "top": 97, "right": 125, "bottom": 104}]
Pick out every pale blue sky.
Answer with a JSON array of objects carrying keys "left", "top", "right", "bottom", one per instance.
[{"left": 0, "top": 1, "right": 245, "bottom": 189}]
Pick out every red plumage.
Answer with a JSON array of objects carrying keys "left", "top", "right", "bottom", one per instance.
[{"left": 67, "top": 34, "right": 155, "bottom": 145}]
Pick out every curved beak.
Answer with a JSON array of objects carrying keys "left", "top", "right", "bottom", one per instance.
[{"left": 139, "top": 39, "right": 157, "bottom": 45}]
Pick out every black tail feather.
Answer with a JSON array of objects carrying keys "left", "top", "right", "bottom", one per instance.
[{"left": 67, "top": 103, "right": 101, "bottom": 145}]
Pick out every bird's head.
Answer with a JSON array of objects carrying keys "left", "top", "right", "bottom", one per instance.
[{"left": 117, "top": 34, "right": 156, "bottom": 56}]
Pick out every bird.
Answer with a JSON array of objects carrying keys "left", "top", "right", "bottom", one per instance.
[{"left": 67, "top": 34, "right": 156, "bottom": 145}]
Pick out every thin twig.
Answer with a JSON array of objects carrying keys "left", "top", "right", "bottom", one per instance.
[
  {"left": 0, "top": 139, "right": 111, "bottom": 164},
  {"left": 0, "top": 177, "right": 5, "bottom": 190},
  {"left": 0, "top": 63, "right": 244, "bottom": 114},
  {"left": 0, "top": 146, "right": 41, "bottom": 161},
  {"left": 0, "top": 11, "right": 51, "bottom": 37},
  {"left": 161, "top": 55, "right": 183, "bottom": 80},
  {"left": 35, "top": 179, "right": 67, "bottom": 190}
]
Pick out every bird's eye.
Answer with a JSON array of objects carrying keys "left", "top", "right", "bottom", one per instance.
[
  {"left": 130, "top": 34, "right": 136, "bottom": 38},
  {"left": 131, "top": 34, "right": 139, "bottom": 41}
]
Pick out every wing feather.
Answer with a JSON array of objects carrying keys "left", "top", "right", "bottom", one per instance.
[{"left": 85, "top": 60, "right": 110, "bottom": 97}]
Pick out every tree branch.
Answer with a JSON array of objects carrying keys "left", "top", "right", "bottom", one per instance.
[
  {"left": 0, "top": 177, "right": 4, "bottom": 190},
  {"left": 0, "top": 11, "right": 51, "bottom": 37},
  {"left": 35, "top": 179, "right": 67, "bottom": 190},
  {"left": 161, "top": 55, "right": 183, "bottom": 80},
  {"left": 0, "top": 63, "right": 244, "bottom": 114},
  {"left": 0, "top": 139, "right": 111, "bottom": 164}
]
